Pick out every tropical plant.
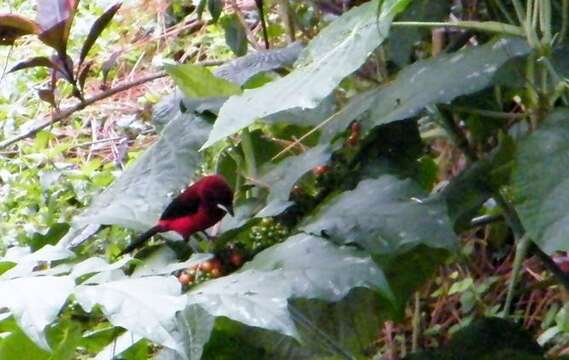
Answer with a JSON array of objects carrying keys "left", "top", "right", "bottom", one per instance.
[{"left": 1, "top": 0, "right": 569, "bottom": 359}]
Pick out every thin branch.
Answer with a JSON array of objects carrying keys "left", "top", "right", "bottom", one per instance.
[{"left": 0, "top": 72, "right": 167, "bottom": 149}]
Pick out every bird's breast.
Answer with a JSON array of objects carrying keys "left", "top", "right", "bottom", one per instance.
[{"left": 158, "top": 207, "right": 226, "bottom": 238}]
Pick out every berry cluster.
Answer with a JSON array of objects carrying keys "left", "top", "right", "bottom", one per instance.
[{"left": 177, "top": 248, "right": 245, "bottom": 287}]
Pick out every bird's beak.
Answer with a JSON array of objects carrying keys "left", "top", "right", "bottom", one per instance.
[{"left": 217, "top": 203, "right": 234, "bottom": 216}]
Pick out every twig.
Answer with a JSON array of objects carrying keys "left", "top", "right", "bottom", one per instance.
[
  {"left": 0, "top": 72, "right": 166, "bottom": 149},
  {"left": 0, "top": 59, "right": 224, "bottom": 150},
  {"left": 502, "top": 233, "right": 531, "bottom": 317},
  {"left": 277, "top": 0, "right": 295, "bottom": 42}
]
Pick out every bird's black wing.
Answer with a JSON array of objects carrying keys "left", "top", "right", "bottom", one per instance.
[{"left": 159, "top": 191, "right": 200, "bottom": 220}]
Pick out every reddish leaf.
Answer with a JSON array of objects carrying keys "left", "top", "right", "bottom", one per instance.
[
  {"left": 36, "top": 0, "right": 79, "bottom": 55},
  {"left": 9, "top": 56, "right": 61, "bottom": 73},
  {"left": 77, "top": 61, "right": 93, "bottom": 90},
  {"left": 50, "top": 54, "right": 74, "bottom": 82},
  {"left": 36, "top": 0, "right": 77, "bottom": 30},
  {"left": 0, "top": 14, "right": 41, "bottom": 45},
  {"left": 79, "top": 3, "right": 122, "bottom": 65},
  {"left": 37, "top": 88, "right": 57, "bottom": 108}
]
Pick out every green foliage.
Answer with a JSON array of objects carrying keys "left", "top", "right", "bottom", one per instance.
[
  {"left": 202, "top": 0, "right": 411, "bottom": 149},
  {"left": 2, "top": 0, "right": 569, "bottom": 358},
  {"left": 404, "top": 317, "right": 544, "bottom": 360}
]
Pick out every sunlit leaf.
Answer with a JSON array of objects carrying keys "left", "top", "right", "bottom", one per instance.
[
  {"left": 0, "top": 245, "right": 74, "bottom": 279},
  {"left": 320, "top": 37, "right": 531, "bottom": 142},
  {"left": 0, "top": 276, "right": 75, "bottom": 350},
  {"left": 93, "top": 332, "right": 144, "bottom": 360},
  {"left": 180, "top": 234, "right": 394, "bottom": 356},
  {"left": 165, "top": 64, "right": 242, "bottom": 98},
  {"left": 201, "top": 0, "right": 412, "bottom": 149},
  {"left": 215, "top": 42, "right": 303, "bottom": 85}
]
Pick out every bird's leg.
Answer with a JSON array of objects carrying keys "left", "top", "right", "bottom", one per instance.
[{"left": 201, "top": 231, "right": 217, "bottom": 242}]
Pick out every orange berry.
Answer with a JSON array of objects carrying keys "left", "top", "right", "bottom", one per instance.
[
  {"left": 210, "top": 267, "right": 222, "bottom": 278},
  {"left": 178, "top": 272, "right": 192, "bottom": 285}
]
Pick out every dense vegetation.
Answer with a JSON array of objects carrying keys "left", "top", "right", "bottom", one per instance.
[{"left": 1, "top": 0, "right": 569, "bottom": 359}]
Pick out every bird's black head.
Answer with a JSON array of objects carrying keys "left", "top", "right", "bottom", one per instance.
[{"left": 200, "top": 175, "right": 234, "bottom": 216}]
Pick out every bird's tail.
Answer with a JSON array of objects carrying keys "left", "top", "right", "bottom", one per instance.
[{"left": 119, "top": 225, "right": 162, "bottom": 255}]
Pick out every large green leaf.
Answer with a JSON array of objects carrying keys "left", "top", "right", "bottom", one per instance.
[
  {"left": 179, "top": 289, "right": 386, "bottom": 359},
  {"left": 201, "top": 0, "right": 411, "bottom": 149},
  {"left": 74, "top": 276, "right": 186, "bottom": 354},
  {"left": 76, "top": 113, "right": 211, "bottom": 230},
  {"left": 0, "top": 244, "right": 74, "bottom": 279},
  {"left": 93, "top": 331, "right": 144, "bottom": 360},
  {"left": 320, "top": 37, "right": 531, "bottom": 142},
  {"left": 165, "top": 64, "right": 242, "bottom": 98},
  {"left": 302, "top": 175, "right": 457, "bottom": 254},
  {"left": 0, "top": 276, "right": 75, "bottom": 351},
  {"left": 179, "top": 234, "right": 393, "bottom": 357},
  {"left": 513, "top": 109, "right": 569, "bottom": 253}
]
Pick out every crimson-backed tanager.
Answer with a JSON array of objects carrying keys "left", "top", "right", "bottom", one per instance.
[{"left": 120, "top": 175, "right": 234, "bottom": 255}]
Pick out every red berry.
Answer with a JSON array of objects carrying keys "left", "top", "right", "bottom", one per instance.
[
  {"left": 229, "top": 252, "right": 244, "bottom": 267},
  {"left": 313, "top": 165, "right": 330, "bottom": 177}
]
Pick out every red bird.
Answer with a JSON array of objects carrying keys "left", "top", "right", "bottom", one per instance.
[{"left": 120, "top": 175, "right": 234, "bottom": 255}]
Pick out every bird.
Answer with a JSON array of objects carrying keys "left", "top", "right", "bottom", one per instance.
[{"left": 120, "top": 175, "right": 234, "bottom": 255}]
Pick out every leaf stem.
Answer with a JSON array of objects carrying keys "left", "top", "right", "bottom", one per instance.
[
  {"left": 501, "top": 233, "right": 531, "bottom": 318},
  {"left": 240, "top": 127, "right": 258, "bottom": 196},
  {"left": 391, "top": 21, "right": 524, "bottom": 37},
  {"left": 411, "top": 292, "right": 421, "bottom": 352}
]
